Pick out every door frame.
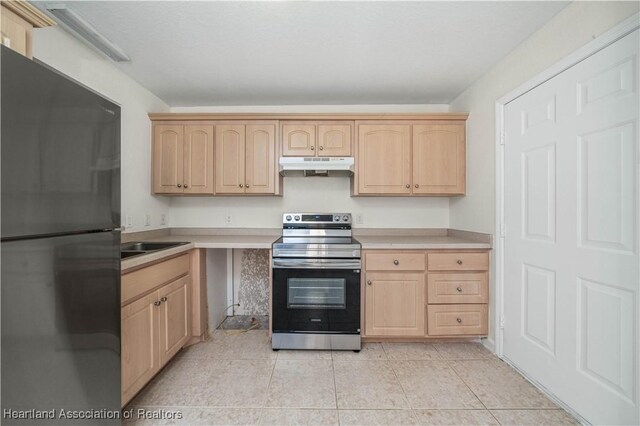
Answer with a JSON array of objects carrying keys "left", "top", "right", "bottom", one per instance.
[{"left": 493, "top": 12, "right": 640, "bottom": 360}]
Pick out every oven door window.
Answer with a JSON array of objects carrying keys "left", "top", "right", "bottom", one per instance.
[{"left": 287, "top": 278, "right": 346, "bottom": 309}]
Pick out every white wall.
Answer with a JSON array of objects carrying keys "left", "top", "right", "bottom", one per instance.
[
  {"left": 170, "top": 104, "right": 450, "bottom": 229},
  {"left": 32, "top": 26, "right": 171, "bottom": 233},
  {"left": 449, "top": 1, "right": 640, "bottom": 233}
]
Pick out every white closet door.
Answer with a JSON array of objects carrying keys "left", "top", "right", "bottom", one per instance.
[{"left": 503, "top": 29, "right": 639, "bottom": 425}]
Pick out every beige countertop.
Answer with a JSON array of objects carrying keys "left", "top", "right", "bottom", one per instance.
[{"left": 121, "top": 228, "right": 491, "bottom": 272}]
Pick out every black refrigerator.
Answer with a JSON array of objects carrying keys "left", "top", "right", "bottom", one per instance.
[{"left": 1, "top": 46, "right": 121, "bottom": 424}]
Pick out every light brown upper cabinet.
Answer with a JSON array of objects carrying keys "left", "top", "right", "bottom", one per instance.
[
  {"left": 356, "top": 124, "right": 412, "bottom": 194},
  {"left": 215, "top": 122, "right": 278, "bottom": 195},
  {"left": 281, "top": 122, "right": 352, "bottom": 157},
  {"left": 413, "top": 124, "right": 465, "bottom": 195},
  {"left": 354, "top": 121, "right": 466, "bottom": 196},
  {"left": 152, "top": 125, "right": 214, "bottom": 195},
  {"left": 0, "top": 1, "right": 55, "bottom": 59}
]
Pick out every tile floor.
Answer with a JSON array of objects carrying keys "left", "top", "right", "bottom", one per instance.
[{"left": 125, "top": 330, "right": 577, "bottom": 425}]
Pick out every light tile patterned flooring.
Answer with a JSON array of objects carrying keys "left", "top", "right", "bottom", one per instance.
[{"left": 126, "top": 330, "right": 577, "bottom": 425}]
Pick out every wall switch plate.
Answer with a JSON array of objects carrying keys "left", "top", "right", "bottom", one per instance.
[
  {"left": 160, "top": 214, "right": 167, "bottom": 226},
  {"left": 355, "top": 214, "right": 363, "bottom": 224},
  {"left": 225, "top": 214, "right": 233, "bottom": 225},
  {"left": 145, "top": 214, "right": 151, "bottom": 226}
]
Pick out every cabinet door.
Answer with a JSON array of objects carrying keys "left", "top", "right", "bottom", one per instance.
[
  {"left": 158, "top": 276, "right": 190, "bottom": 367},
  {"left": 357, "top": 124, "right": 411, "bottom": 194},
  {"left": 318, "top": 124, "right": 352, "bottom": 157},
  {"left": 1, "top": 6, "right": 32, "bottom": 58},
  {"left": 183, "top": 125, "right": 214, "bottom": 194},
  {"left": 121, "top": 293, "right": 159, "bottom": 406},
  {"left": 153, "top": 125, "right": 184, "bottom": 194},
  {"left": 364, "top": 272, "right": 425, "bottom": 336},
  {"left": 246, "top": 124, "right": 276, "bottom": 194},
  {"left": 281, "top": 123, "right": 316, "bottom": 156},
  {"left": 215, "top": 124, "right": 246, "bottom": 194},
  {"left": 412, "top": 124, "right": 465, "bottom": 194}
]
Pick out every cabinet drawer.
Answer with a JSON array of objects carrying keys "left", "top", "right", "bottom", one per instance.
[
  {"left": 365, "top": 252, "right": 426, "bottom": 271},
  {"left": 428, "top": 252, "right": 488, "bottom": 271},
  {"left": 427, "top": 304, "right": 488, "bottom": 336},
  {"left": 122, "top": 254, "right": 190, "bottom": 304},
  {"left": 427, "top": 273, "right": 488, "bottom": 304}
]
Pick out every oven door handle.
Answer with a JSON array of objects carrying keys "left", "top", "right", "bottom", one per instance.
[{"left": 272, "top": 258, "right": 361, "bottom": 269}]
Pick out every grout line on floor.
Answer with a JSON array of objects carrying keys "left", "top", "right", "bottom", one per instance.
[{"left": 448, "top": 359, "right": 490, "bottom": 412}]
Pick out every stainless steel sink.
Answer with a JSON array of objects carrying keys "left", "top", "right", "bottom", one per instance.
[
  {"left": 120, "top": 241, "right": 189, "bottom": 260},
  {"left": 121, "top": 242, "right": 189, "bottom": 252}
]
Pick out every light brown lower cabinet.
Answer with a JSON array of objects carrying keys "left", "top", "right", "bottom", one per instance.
[
  {"left": 362, "top": 249, "right": 490, "bottom": 340},
  {"left": 121, "top": 258, "right": 192, "bottom": 407},
  {"left": 364, "top": 272, "right": 425, "bottom": 337}
]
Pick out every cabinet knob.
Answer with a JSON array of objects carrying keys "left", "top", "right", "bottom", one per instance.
[
  {"left": 456, "top": 318, "right": 462, "bottom": 323},
  {"left": 393, "top": 260, "right": 399, "bottom": 265},
  {"left": 160, "top": 296, "right": 168, "bottom": 303},
  {"left": 154, "top": 301, "right": 161, "bottom": 306},
  {"left": 177, "top": 183, "right": 182, "bottom": 188},
  {"left": 415, "top": 184, "right": 419, "bottom": 188},
  {"left": 319, "top": 146, "right": 324, "bottom": 150},
  {"left": 246, "top": 184, "right": 250, "bottom": 188},
  {"left": 310, "top": 146, "right": 315, "bottom": 150},
  {"left": 456, "top": 286, "right": 463, "bottom": 292},
  {"left": 457, "top": 259, "right": 463, "bottom": 265},
  {"left": 367, "top": 280, "right": 372, "bottom": 286},
  {"left": 405, "top": 184, "right": 410, "bottom": 188},
  {"left": 239, "top": 184, "right": 244, "bottom": 188},
  {"left": 184, "top": 184, "right": 189, "bottom": 188}
]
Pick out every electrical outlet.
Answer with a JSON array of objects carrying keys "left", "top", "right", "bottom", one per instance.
[
  {"left": 126, "top": 215, "right": 133, "bottom": 228},
  {"left": 160, "top": 214, "right": 167, "bottom": 226},
  {"left": 355, "top": 214, "right": 363, "bottom": 224},
  {"left": 225, "top": 214, "right": 233, "bottom": 225},
  {"left": 144, "top": 214, "right": 151, "bottom": 226}
]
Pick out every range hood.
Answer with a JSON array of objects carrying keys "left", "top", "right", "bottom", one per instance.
[{"left": 279, "top": 157, "right": 355, "bottom": 177}]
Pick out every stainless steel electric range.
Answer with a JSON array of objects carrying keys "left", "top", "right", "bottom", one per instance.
[{"left": 271, "top": 213, "right": 361, "bottom": 351}]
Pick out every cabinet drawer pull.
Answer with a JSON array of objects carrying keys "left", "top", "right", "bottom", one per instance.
[
  {"left": 415, "top": 184, "right": 419, "bottom": 188},
  {"left": 367, "top": 280, "right": 372, "bottom": 286},
  {"left": 184, "top": 184, "right": 188, "bottom": 188},
  {"left": 405, "top": 184, "right": 410, "bottom": 188},
  {"left": 177, "top": 183, "right": 182, "bottom": 188},
  {"left": 246, "top": 184, "right": 250, "bottom": 188},
  {"left": 456, "top": 318, "right": 462, "bottom": 323},
  {"left": 456, "top": 287, "right": 463, "bottom": 292},
  {"left": 154, "top": 301, "right": 161, "bottom": 306},
  {"left": 310, "top": 146, "right": 315, "bottom": 150},
  {"left": 160, "top": 296, "right": 168, "bottom": 303},
  {"left": 319, "top": 146, "right": 324, "bottom": 150},
  {"left": 239, "top": 184, "right": 244, "bottom": 188},
  {"left": 393, "top": 260, "right": 399, "bottom": 265},
  {"left": 457, "top": 259, "right": 463, "bottom": 265}
]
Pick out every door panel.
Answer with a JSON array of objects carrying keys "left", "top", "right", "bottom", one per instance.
[
  {"left": 503, "top": 30, "right": 639, "bottom": 425},
  {"left": 282, "top": 123, "right": 316, "bottom": 156},
  {"left": 364, "top": 272, "right": 424, "bottom": 336},
  {"left": 153, "top": 125, "right": 183, "bottom": 194},
  {"left": 215, "top": 124, "right": 245, "bottom": 194},
  {"left": 246, "top": 124, "right": 276, "bottom": 194},
  {"left": 158, "top": 276, "right": 190, "bottom": 366},
  {"left": 183, "top": 125, "right": 214, "bottom": 194},
  {"left": 412, "top": 124, "right": 465, "bottom": 194},
  {"left": 357, "top": 124, "right": 411, "bottom": 194},
  {"left": 318, "top": 124, "right": 352, "bottom": 157}
]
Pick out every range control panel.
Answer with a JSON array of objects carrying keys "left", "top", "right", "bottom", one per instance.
[{"left": 282, "top": 213, "right": 352, "bottom": 224}]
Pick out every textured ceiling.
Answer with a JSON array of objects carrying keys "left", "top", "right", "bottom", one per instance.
[{"left": 36, "top": 1, "right": 569, "bottom": 106}]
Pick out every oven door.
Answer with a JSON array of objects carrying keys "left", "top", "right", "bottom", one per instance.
[{"left": 272, "top": 258, "right": 361, "bottom": 334}]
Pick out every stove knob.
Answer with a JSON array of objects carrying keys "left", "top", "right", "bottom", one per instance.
[
  {"left": 334, "top": 215, "right": 340, "bottom": 222},
  {"left": 294, "top": 215, "right": 300, "bottom": 221},
  {"left": 342, "top": 215, "right": 349, "bottom": 222},
  {"left": 285, "top": 215, "right": 292, "bottom": 221}
]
